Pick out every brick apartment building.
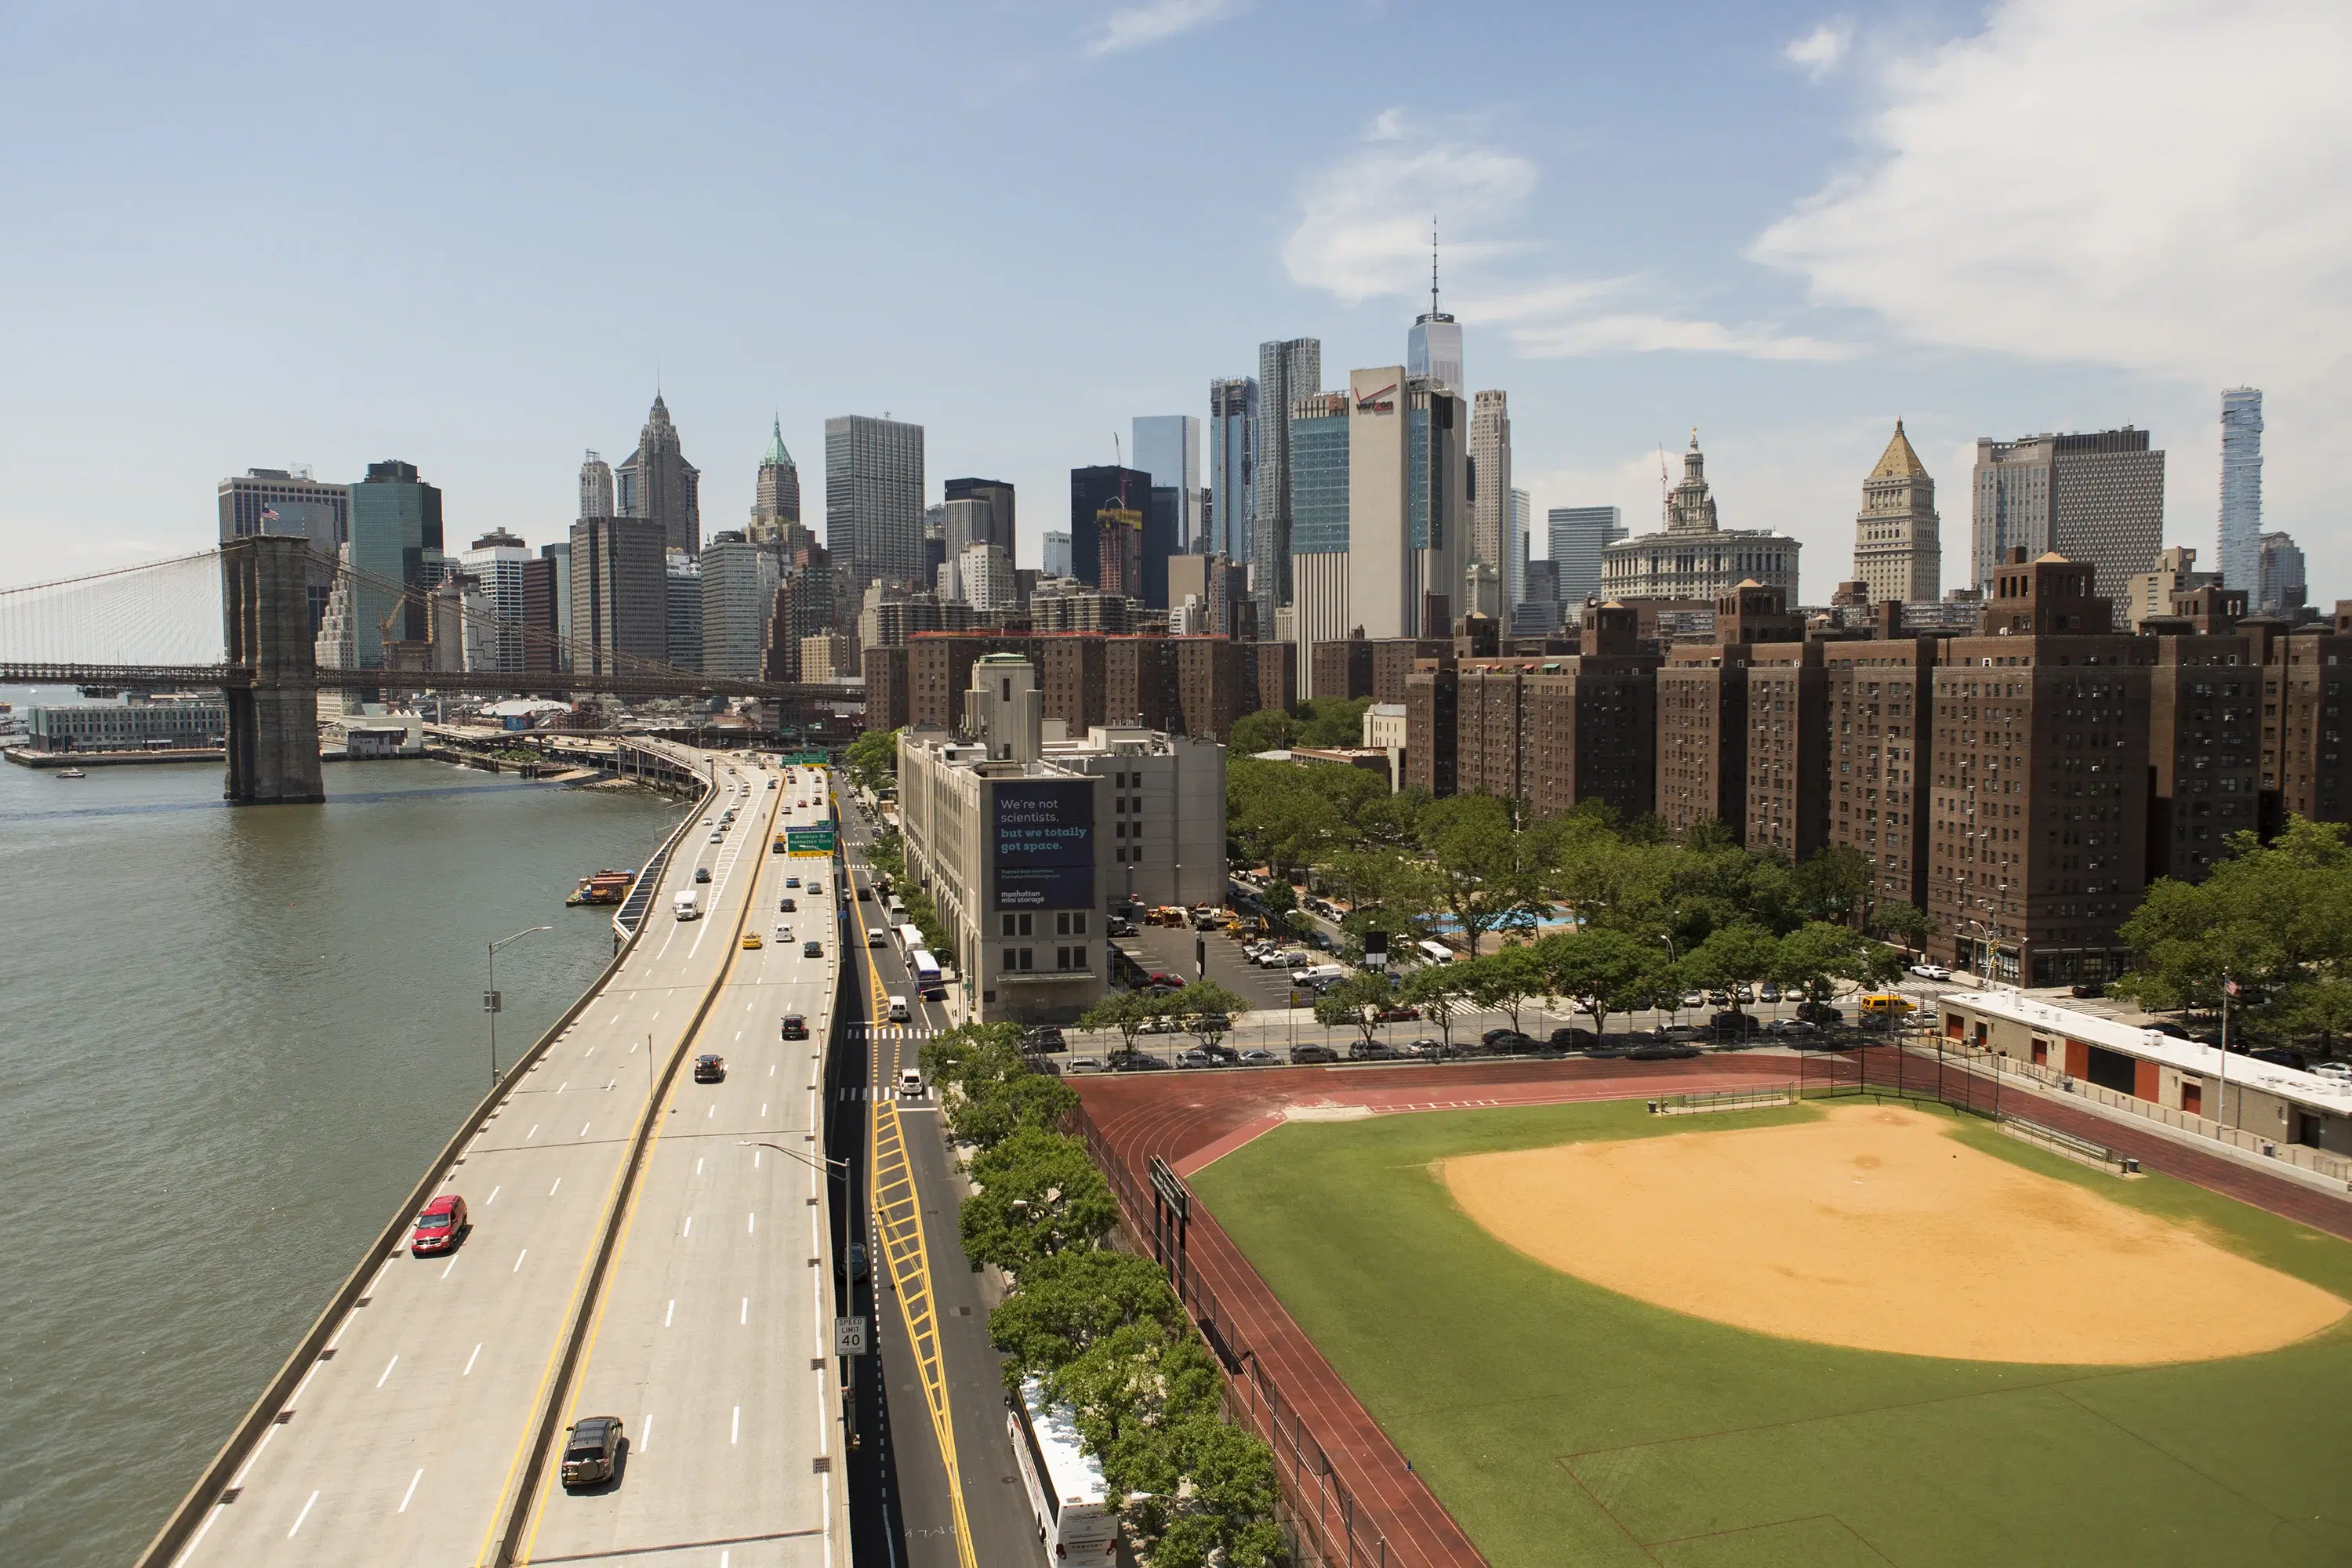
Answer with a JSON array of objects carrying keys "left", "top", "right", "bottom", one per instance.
[
  {"left": 1655, "top": 583, "right": 1806, "bottom": 841},
  {"left": 1823, "top": 626, "right": 1936, "bottom": 914},
  {"left": 887, "top": 630, "right": 1281, "bottom": 744},
  {"left": 1447, "top": 604, "right": 1659, "bottom": 821}
]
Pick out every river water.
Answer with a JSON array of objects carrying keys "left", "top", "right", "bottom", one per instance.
[{"left": 0, "top": 704, "right": 684, "bottom": 1563}]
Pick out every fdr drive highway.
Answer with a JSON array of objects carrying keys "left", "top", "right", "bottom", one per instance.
[{"left": 143, "top": 751, "right": 855, "bottom": 1568}]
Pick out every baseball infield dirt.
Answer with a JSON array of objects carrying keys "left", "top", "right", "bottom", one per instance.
[{"left": 1443, "top": 1102, "right": 2348, "bottom": 1364}]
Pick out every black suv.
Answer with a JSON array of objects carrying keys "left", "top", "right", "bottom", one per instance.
[
  {"left": 693, "top": 1054, "right": 726, "bottom": 1083},
  {"left": 1023, "top": 1025, "right": 1066, "bottom": 1051},
  {"left": 561, "top": 1415, "right": 623, "bottom": 1487},
  {"left": 779, "top": 1014, "right": 808, "bottom": 1040},
  {"left": 1795, "top": 1000, "right": 1844, "bottom": 1026}
]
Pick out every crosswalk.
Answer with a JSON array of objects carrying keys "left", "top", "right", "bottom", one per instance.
[
  {"left": 838, "top": 1084, "right": 935, "bottom": 1102},
  {"left": 847, "top": 1024, "right": 935, "bottom": 1041}
]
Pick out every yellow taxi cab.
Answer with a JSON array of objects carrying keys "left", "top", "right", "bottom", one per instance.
[{"left": 741, "top": 932, "right": 764, "bottom": 949}]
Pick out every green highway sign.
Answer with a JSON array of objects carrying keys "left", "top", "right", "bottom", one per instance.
[{"left": 786, "top": 826, "right": 837, "bottom": 855}]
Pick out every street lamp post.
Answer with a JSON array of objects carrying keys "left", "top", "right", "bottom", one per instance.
[{"left": 486, "top": 924, "right": 554, "bottom": 1084}]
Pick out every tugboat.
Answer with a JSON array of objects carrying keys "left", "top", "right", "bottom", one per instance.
[{"left": 566, "top": 868, "right": 637, "bottom": 906}]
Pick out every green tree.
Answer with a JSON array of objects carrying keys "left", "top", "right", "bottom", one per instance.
[
  {"left": 1465, "top": 942, "right": 1546, "bottom": 1036},
  {"left": 1417, "top": 793, "right": 1549, "bottom": 956},
  {"left": 1312, "top": 973, "right": 1398, "bottom": 1052},
  {"left": 843, "top": 727, "right": 902, "bottom": 795},
  {"left": 1077, "top": 989, "right": 1172, "bottom": 1060},
  {"left": 1869, "top": 901, "right": 1935, "bottom": 953},
  {"left": 987, "top": 1250, "right": 1185, "bottom": 1379},
  {"left": 959, "top": 1130, "right": 1118, "bottom": 1276},
  {"left": 1227, "top": 707, "right": 1298, "bottom": 757},
  {"left": 1537, "top": 928, "right": 1668, "bottom": 1039},
  {"left": 920, "top": 1021, "right": 1026, "bottom": 1096},
  {"left": 1295, "top": 695, "right": 1372, "bottom": 747},
  {"left": 1679, "top": 923, "right": 1781, "bottom": 1011},
  {"left": 1167, "top": 980, "right": 1247, "bottom": 1051},
  {"left": 1791, "top": 844, "right": 1875, "bottom": 927},
  {"left": 949, "top": 1071, "right": 1079, "bottom": 1152},
  {"left": 1403, "top": 962, "right": 1475, "bottom": 1050},
  {"left": 1773, "top": 920, "right": 1894, "bottom": 1004}
]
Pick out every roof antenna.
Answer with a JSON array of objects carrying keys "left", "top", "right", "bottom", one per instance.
[{"left": 1430, "top": 216, "right": 1440, "bottom": 317}]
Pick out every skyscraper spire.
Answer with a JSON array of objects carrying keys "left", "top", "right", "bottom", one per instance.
[{"left": 1430, "top": 216, "right": 1440, "bottom": 318}]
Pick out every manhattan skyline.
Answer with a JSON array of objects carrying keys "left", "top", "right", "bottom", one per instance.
[{"left": 2, "top": 1, "right": 2342, "bottom": 601}]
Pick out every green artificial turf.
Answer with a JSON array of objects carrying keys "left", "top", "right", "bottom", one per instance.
[{"left": 1189, "top": 1098, "right": 2352, "bottom": 1567}]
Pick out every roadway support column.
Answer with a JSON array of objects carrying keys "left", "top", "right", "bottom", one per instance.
[{"left": 221, "top": 535, "right": 325, "bottom": 804}]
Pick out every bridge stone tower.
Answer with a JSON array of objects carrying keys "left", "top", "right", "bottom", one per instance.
[{"left": 221, "top": 535, "right": 325, "bottom": 804}]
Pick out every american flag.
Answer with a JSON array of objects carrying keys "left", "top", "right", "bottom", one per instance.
[
  {"left": 2223, "top": 977, "right": 2240, "bottom": 997},
  {"left": 259, "top": 506, "right": 281, "bottom": 526}
]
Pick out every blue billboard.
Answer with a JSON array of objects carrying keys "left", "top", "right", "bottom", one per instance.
[{"left": 990, "top": 779, "right": 1095, "bottom": 910}]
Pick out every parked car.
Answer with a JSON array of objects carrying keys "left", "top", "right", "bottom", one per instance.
[
  {"left": 1680, "top": 991, "right": 1707, "bottom": 1010},
  {"left": 1710, "top": 1010, "right": 1758, "bottom": 1036},
  {"left": 1138, "top": 1014, "right": 1182, "bottom": 1034},
  {"left": 1548, "top": 1025, "right": 1598, "bottom": 1051},
  {"left": 1795, "top": 1000, "right": 1845, "bottom": 1026},
  {"left": 2315, "top": 1062, "right": 2352, "bottom": 1086},
  {"left": 1114, "top": 1054, "right": 1170, "bottom": 1073},
  {"left": 1290, "top": 964, "right": 1348, "bottom": 989},
  {"left": 561, "top": 1416, "right": 625, "bottom": 1488},
  {"left": 1910, "top": 962, "right": 1952, "bottom": 981},
  {"left": 1107, "top": 916, "right": 1135, "bottom": 937},
  {"left": 1483, "top": 1030, "right": 1537, "bottom": 1054},
  {"left": 1175, "top": 1048, "right": 1218, "bottom": 1069},
  {"left": 1238, "top": 1048, "right": 1281, "bottom": 1066},
  {"left": 1023, "top": 1026, "right": 1067, "bottom": 1051},
  {"left": 693, "top": 1053, "right": 726, "bottom": 1082},
  {"left": 1406, "top": 1037, "right": 1446, "bottom": 1058},
  {"left": 1146, "top": 971, "right": 1185, "bottom": 989},
  {"left": 1373, "top": 1004, "right": 1419, "bottom": 1023},
  {"left": 2070, "top": 982, "right": 2105, "bottom": 998},
  {"left": 779, "top": 1014, "right": 808, "bottom": 1040},
  {"left": 1631, "top": 1040, "right": 1702, "bottom": 1061},
  {"left": 1064, "top": 1057, "right": 1106, "bottom": 1074},
  {"left": 1348, "top": 1040, "right": 1399, "bottom": 1061},
  {"left": 1288, "top": 1044, "right": 1339, "bottom": 1065},
  {"left": 1479, "top": 1027, "right": 1523, "bottom": 1048},
  {"left": 411, "top": 1193, "right": 467, "bottom": 1257},
  {"left": 1767, "top": 1018, "right": 1822, "bottom": 1037},
  {"left": 1189, "top": 1014, "right": 1234, "bottom": 1035},
  {"left": 1757, "top": 982, "right": 1782, "bottom": 1004}
]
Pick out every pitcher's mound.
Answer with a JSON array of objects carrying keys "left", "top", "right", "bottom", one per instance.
[{"left": 1443, "top": 1103, "right": 2347, "bottom": 1364}]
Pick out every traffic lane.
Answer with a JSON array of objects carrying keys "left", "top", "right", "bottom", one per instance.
[
  {"left": 515, "top": 865, "right": 840, "bottom": 1563},
  {"left": 176, "top": 754, "right": 771, "bottom": 1566}
]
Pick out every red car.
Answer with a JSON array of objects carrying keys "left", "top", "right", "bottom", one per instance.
[
  {"left": 412, "top": 1193, "right": 467, "bottom": 1256},
  {"left": 1373, "top": 1004, "right": 1419, "bottom": 1023},
  {"left": 1147, "top": 972, "right": 1184, "bottom": 989}
]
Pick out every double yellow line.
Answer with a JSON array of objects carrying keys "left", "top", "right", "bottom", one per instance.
[{"left": 846, "top": 840, "right": 978, "bottom": 1568}]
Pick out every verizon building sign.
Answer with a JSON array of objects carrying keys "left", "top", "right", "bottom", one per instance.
[{"left": 991, "top": 780, "right": 1095, "bottom": 910}]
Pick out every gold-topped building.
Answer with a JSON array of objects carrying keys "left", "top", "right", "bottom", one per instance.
[{"left": 1852, "top": 420, "right": 1940, "bottom": 605}]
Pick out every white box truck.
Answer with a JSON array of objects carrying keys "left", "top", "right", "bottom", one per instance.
[{"left": 673, "top": 891, "right": 700, "bottom": 920}]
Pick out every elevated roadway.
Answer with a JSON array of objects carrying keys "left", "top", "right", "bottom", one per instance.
[{"left": 154, "top": 752, "right": 850, "bottom": 1566}]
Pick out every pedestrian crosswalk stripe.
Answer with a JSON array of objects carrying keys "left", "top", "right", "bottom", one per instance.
[
  {"left": 837, "top": 1085, "right": 933, "bottom": 1101},
  {"left": 848, "top": 1025, "right": 933, "bottom": 1040}
]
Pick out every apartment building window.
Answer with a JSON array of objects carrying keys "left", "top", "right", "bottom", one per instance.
[{"left": 1001, "top": 913, "right": 1033, "bottom": 937}]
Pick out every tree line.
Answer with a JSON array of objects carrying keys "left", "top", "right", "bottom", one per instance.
[{"left": 919, "top": 1022, "right": 1287, "bottom": 1567}]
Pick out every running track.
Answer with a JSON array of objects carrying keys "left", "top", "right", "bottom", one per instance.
[{"left": 1074, "top": 1054, "right": 1807, "bottom": 1568}]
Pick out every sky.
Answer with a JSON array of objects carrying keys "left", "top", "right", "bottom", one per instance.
[{"left": 3, "top": 0, "right": 2347, "bottom": 608}]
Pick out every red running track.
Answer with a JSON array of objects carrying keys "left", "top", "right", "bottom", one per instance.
[{"left": 1074, "top": 1054, "right": 1806, "bottom": 1568}]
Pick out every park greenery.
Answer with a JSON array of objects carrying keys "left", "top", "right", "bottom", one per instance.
[
  {"left": 1077, "top": 981, "right": 1251, "bottom": 1057},
  {"left": 2114, "top": 818, "right": 2352, "bottom": 1054},
  {"left": 844, "top": 725, "right": 900, "bottom": 797},
  {"left": 1227, "top": 696, "right": 1374, "bottom": 759},
  {"left": 917, "top": 1022, "right": 1286, "bottom": 1566}
]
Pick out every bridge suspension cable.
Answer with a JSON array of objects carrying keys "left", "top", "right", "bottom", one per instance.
[{"left": 0, "top": 550, "right": 227, "bottom": 670}]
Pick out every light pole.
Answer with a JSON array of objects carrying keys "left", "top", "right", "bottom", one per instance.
[{"left": 486, "top": 925, "right": 553, "bottom": 1084}]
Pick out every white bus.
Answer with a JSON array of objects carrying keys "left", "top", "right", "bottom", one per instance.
[
  {"left": 1008, "top": 1377, "right": 1118, "bottom": 1560},
  {"left": 895, "top": 922, "right": 927, "bottom": 958},
  {"left": 1416, "top": 938, "right": 1454, "bottom": 965},
  {"left": 909, "top": 949, "right": 943, "bottom": 997}
]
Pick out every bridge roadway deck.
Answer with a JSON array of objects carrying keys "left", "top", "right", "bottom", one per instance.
[{"left": 172, "top": 757, "right": 846, "bottom": 1567}]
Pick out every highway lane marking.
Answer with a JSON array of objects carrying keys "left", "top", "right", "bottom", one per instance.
[
  {"left": 731, "top": 1405, "right": 740, "bottom": 1444},
  {"left": 770, "top": 1064, "right": 776, "bottom": 1076},
  {"left": 376, "top": 1355, "right": 398, "bottom": 1388},
  {"left": 550, "top": 1178, "right": 562, "bottom": 1196},
  {"left": 741, "top": 1296, "right": 749, "bottom": 1324},
  {"left": 761, "top": 1102, "right": 768, "bottom": 1117},
  {"left": 286, "top": 1489, "right": 318, "bottom": 1538},
  {"left": 526, "top": 1125, "right": 539, "bottom": 1141},
  {"left": 581, "top": 1122, "right": 593, "bottom": 1138},
  {"left": 488, "top": 1185, "right": 501, "bottom": 1205},
  {"left": 398, "top": 1468, "right": 422, "bottom": 1513},
  {"left": 695, "top": 1157, "right": 703, "bottom": 1174},
  {"left": 707, "top": 1104, "right": 715, "bottom": 1118},
  {"left": 513, "top": 1249, "right": 528, "bottom": 1272},
  {"left": 441, "top": 1257, "right": 458, "bottom": 1280},
  {"left": 465, "top": 1343, "right": 481, "bottom": 1375},
  {"left": 748, "top": 1211, "right": 756, "bottom": 1233},
  {"left": 665, "top": 1299, "right": 675, "bottom": 1327},
  {"left": 683, "top": 1216, "right": 693, "bottom": 1236}
]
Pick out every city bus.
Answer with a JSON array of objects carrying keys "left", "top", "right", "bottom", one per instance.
[
  {"left": 909, "top": 949, "right": 943, "bottom": 998},
  {"left": 1416, "top": 939, "right": 1455, "bottom": 966},
  {"left": 895, "top": 922, "right": 927, "bottom": 958},
  {"left": 1007, "top": 1377, "right": 1118, "bottom": 1560}
]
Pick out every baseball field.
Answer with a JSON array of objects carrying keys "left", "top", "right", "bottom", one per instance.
[{"left": 1189, "top": 1095, "right": 2352, "bottom": 1566}]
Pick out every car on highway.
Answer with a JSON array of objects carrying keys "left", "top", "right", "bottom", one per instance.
[
  {"left": 742, "top": 932, "right": 763, "bottom": 949},
  {"left": 1910, "top": 962, "right": 1952, "bottom": 980},
  {"left": 867, "top": 928, "right": 887, "bottom": 947},
  {"left": 857, "top": 886, "right": 872, "bottom": 900},
  {"left": 1287, "top": 1044, "right": 1338, "bottom": 1064},
  {"left": 410, "top": 1193, "right": 466, "bottom": 1256},
  {"left": 786, "top": 876, "right": 800, "bottom": 888},
  {"left": 694, "top": 867, "right": 712, "bottom": 884},
  {"left": 779, "top": 896, "right": 797, "bottom": 912},
  {"left": 808, "top": 880, "right": 826, "bottom": 895},
  {"left": 1239, "top": 1048, "right": 1281, "bottom": 1066},
  {"left": 774, "top": 923, "right": 794, "bottom": 941},
  {"left": 693, "top": 1053, "right": 726, "bottom": 1082},
  {"left": 768, "top": 779, "right": 777, "bottom": 788},
  {"left": 803, "top": 939, "right": 822, "bottom": 958},
  {"left": 561, "top": 1416, "right": 624, "bottom": 1488},
  {"left": 1065, "top": 1056, "right": 1106, "bottom": 1074},
  {"left": 780, "top": 1013, "right": 808, "bottom": 1040}
]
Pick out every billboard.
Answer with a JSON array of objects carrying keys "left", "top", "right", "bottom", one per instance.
[{"left": 990, "top": 779, "right": 1095, "bottom": 910}]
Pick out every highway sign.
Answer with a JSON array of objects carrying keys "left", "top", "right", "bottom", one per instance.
[{"left": 835, "top": 1315, "right": 868, "bottom": 1356}]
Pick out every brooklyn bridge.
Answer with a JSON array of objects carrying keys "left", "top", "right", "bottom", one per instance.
[{"left": 0, "top": 535, "right": 859, "bottom": 802}]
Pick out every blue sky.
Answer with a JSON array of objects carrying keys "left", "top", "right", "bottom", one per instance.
[{"left": 3, "top": 0, "right": 2345, "bottom": 603}]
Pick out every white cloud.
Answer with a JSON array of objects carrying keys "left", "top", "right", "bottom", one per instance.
[
  {"left": 1753, "top": 0, "right": 2352, "bottom": 390},
  {"left": 1283, "top": 116, "right": 1848, "bottom": 361},
  {"left": 1784, "top": 21, "right": 1853, "bottom": 78},
  {"left": 1084, "top": 0, "right": 1243, "bottom": 57},
  {"left": 1280, "top": 114, "right": 1537, "bottom": 306}
]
